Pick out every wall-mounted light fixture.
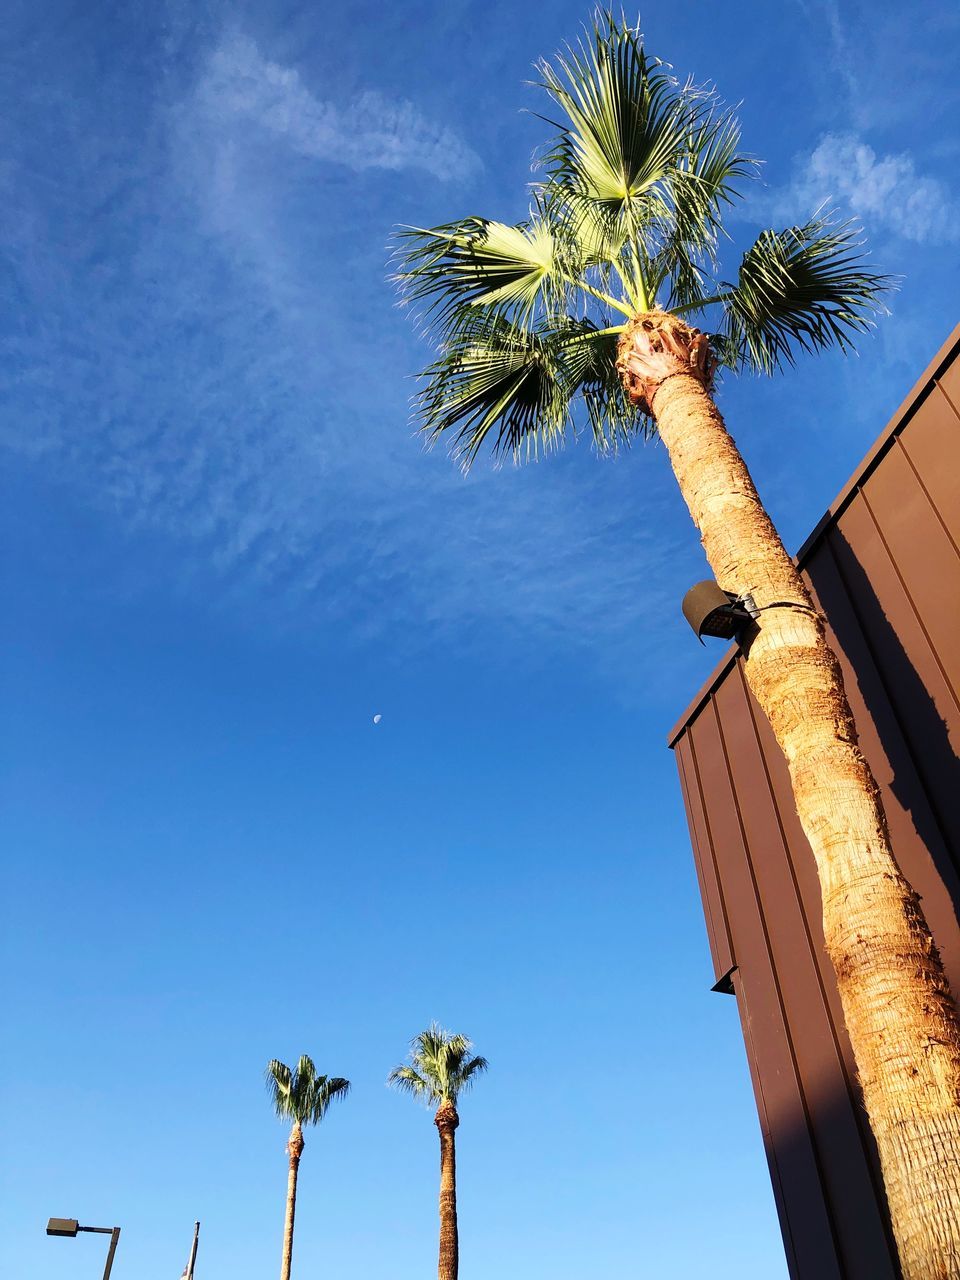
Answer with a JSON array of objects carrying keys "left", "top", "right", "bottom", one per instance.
[{"left": 682, "top": 580, "right": 757, "bottom": 644}]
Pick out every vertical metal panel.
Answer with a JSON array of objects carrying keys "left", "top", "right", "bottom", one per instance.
[
  {"left": 711, "top": 676, "right": 850, "bottom": 1276},
  {"left": 818, "top": 510, "right": 960, "bottom": 990},
  {"left": 805, "top": 530, "right": 960, "bottom": 993},
  {"left": 937, "top": 356, "right": 960, "bottom": 417},
  {"left": 718, "top": 671, "right": 898, "bottom": 1279},
  {"left": 731, "top": 966, "right": 802, "bottom": 1280},
  {"left": 897, "top": 389, "right": 960, "bottom": 550},
  {"left": 669, "top": 324, "right": 960, "bottom": 1280},
  {"left": 860, "top": 436, "right": 960, "bottom": 694},
  {"left": 674, "top": 735, "right": 736, "bottom": 983}
]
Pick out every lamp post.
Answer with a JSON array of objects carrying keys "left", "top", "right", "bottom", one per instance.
[
  {"left": 182, "top": 1220, "right": 200, "bottom": 1280},
  {"left": 46, "top": 1218, "right": 121, "bottom": 1280}
]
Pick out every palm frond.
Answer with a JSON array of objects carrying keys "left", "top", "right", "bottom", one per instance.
[
  {"left": 308, "top": 1075, "right": 351, "bottom": 1124},
  {"left": 534, "top": 14, "right": 759, "bottom": 317},
  {"left": 721, "top": 212, "right": 893, "bottom": 374},
  {"left": 291, "top": 1055, "right": 315, "bottom": 1117},
  {"left": 394, "top": 10, "right": 892, "bottom": 471},
  {"left": 456, "top": 1055, "right": 489, "bottom": 1094},
  {"left": 668, "top": 109, "right": 754, "bottom": 252},
  {"left": 395, "top": 215, "right": 566, "bottom": 330},
  {"left": 537, "top": 15, "right": 688, "bottom": 210},
  {"left": 390, "top": 1024, "right": 489, "bottom": 1107},
  {"left": 266, "top": 1059, "right": 294, "bottom": 1121},
  {"left": 388, "top": 1064, "right": 437, "bottom": 1102},
  {"left": 294, "top": 1054, "right": 316, "bottom": 1084},
  {"left": 558, "top": 319, "right": 647, "bottom": 448},
  {"left": 266, "top": 1056, "right": 350, "bottom": 1127},
  {"left": 555, "top": 190, "right": 629, "bottom": 267},
  {"left": 416, "top": 312, "right": 577, "bottom": 467},
  {"left": 651, "top": 107, "right": 757, "bottom": 308}
]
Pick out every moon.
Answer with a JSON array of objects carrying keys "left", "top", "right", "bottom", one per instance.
[{"left": 372, "top": 713, "right": 382, "bottom": 725}]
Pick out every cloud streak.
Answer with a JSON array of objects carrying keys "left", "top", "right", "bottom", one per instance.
[
  {"left": 0, "top": 23, "right": 701, "bottom": 692},
  {"left": 195, "top": 33, "right": 481, "bottom": 183}
]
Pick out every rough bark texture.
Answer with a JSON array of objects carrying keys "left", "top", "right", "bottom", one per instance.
[
  {"left": 435, "top": 1101, "right": 459, "bottom": 1280},
  {"left": 618, "top": 311, "right": 960, "bottom": 1280},
  {"left": 280, "top": 1121, "right": 304, "bottom": 1280}
]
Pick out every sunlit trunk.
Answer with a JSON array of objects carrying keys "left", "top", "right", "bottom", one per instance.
[
  {"left": 619, "top": 312, "right": 960, "bottom": 1280},
  {"left": 280, "top": 1120, "right": 303, "bottom": 1280},
  {"left": 435, "top": 1101, "right": 459, "bottom": 1280}
]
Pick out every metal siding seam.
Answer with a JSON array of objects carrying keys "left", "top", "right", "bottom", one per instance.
[
  {"left": 858, "top": 483, "right": 960, "bottom": 718},
  {"left": 735, "top": 662, "right": 902, "bottom": 1277},
  {"left": 820, "top": 526, "right": 960, "bottom": 878},
  {"left": 710, "top": 699, "right": 846, "bottom": 1277},
  {"left": 682, "top": 726, "right": 737, "bottom": 979},
  {"left": 731, "top": 968, "right": 803, "bottom": 1280},
  {"left": 675, "top": 735, "right": 731, "bottom": 984},
  {"left": 895, "top": 404, "right": 960, "bottom": 559}
]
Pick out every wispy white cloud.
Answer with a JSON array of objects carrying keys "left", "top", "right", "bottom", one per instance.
[
  {"left": 194, "top": 33, "right": 481, "bottom": 183},
  {"left": 0, "top": 25, "right": 703, "bottom": 691},
  {"left": 767, "top": 132, "right": 960, "bottom": 243}
]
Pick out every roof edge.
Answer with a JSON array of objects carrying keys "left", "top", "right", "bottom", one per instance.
[{"left": 795, "top": 322, "right": 960, "bottom": 561}]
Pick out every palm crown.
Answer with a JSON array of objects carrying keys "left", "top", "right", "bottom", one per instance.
[
  {"left": 266, "top": 1055, "right": 351, "bottom": 1127},
  {"left": 389, "top": 1025, "right": 488, "bottom": 1107},
  {"left": 396, "top": 11, "right": 890, "bottom": 467}
]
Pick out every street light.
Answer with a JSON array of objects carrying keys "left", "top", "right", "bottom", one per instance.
[{"left": 46, "top": 1218, "right": 121, "bottom": 1280}]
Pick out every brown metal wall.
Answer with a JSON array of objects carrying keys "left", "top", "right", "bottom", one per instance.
[{"left": 669, "top": 325, "right": 960, "bottom": 1280}]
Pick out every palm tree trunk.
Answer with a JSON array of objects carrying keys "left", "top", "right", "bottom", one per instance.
[
  {"left": 280, "top": 1121, "right": 304, "bottom": 1280},
  {"left": 434, "top": 1102, "right": 459, "bottom": 1280},
  {"left": 619, "top": 313, "right": 960, "bottom": 1280}
]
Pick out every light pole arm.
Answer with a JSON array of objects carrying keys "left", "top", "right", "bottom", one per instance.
[
  {"left": 102, "top": 1227, "right": 120, "bottom": 1280},
  {"left": 77, "top": 1225, "right": 121, "bottom": 1280}
]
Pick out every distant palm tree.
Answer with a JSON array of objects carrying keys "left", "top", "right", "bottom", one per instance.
[
  {"left": 266, "top": 1055, "right": 350, "bottom": 1280},
  {"left": 389, "top": 1025, "right": 488, "bottom": 1280},
  {"left": 394, "top": 13, "right": 960, "bottom": 1277}
]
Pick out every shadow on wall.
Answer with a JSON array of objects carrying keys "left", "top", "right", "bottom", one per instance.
[
  {"left": 738, "top": 964, "right": 903, "bottom": 1280},
  {"left": 806, "top": 526, "right": 960, "bottom": 951},
  {"left": 732, "top": 528, "right": 960, "bottom": 1280}
]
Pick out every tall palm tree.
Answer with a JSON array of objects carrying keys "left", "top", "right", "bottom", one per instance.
[
  {"left": 389, "top": 1025, "right": 488, "bottom": 1280},
  {"left": 265, "top": 1055, "right": 350, "bottom": 1280},
  {"left": 394, "top": 15, "right": 960, "bottom": 1278}
]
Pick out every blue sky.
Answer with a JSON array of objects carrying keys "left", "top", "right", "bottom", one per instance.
[{"left": 2, "top": 2, "right": 958, "bottom": 1277}]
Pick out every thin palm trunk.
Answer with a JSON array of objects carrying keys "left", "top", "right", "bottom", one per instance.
[
  {"left": 280, "top": 1121, "right": 303, "bottom": 1280},
  {"left": 620, "top": 313, "right": 960, "bottom": 1278},
  {"left": 435, "top": 1102, "right": 459, "bottom": 1280}
]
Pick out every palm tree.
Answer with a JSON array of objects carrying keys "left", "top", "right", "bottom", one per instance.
[
  {"left": 265, "top": 1055, "right": 350, "bottom": 1280},
  {"left": 394, "top": 15, "right": 960, "bottom": 1278},
  {"left": 389, "top": 1025, "right": 488, "bottom": 1280}
]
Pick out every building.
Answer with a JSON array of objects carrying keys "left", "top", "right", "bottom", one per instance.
[{"left": 669, "top": 325, "right": 960, "bottom": 1279}]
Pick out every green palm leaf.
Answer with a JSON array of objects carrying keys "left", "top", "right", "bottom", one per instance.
[
  {"left": 651, "top": 108, "right": 756, "bottom": 309},
  {"left": 266, "top": 1056, "right": 351, "bottom": 1127},
  {"left": 416, "top": 314, "right": 575, "bottom": 465},
  {"left": 387, "top": 1065, "right": 433, "bottom": 1100},
  {"left": 538, "top": 16, "right": 687, "bottom": 208},
  {"left": 721, "top": 214, "right": 893, "bottom": 374},
  {"left": 267, "top": 1059, "right": 293, "bottom": 1114},
  {"left": 554, "top": 191, "right": 628, "bottom": 267},
  {"left": 389, "top": 1024, "right": 488, "bottom": 1107},
  {"left": 558, "top": 319, "right": 647, "bottom": 448},
  {"left": 396, "top": 216, "right": 565, "bottom": 328},
  {"left": 394, "top": 11, "right": 891, "bottom": 469}
]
